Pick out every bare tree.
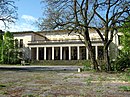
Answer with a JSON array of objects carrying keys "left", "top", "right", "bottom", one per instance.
[
  {"left": 92, "top": 0, "right": 130, "bottom": 71},
  {"left": 39, "top": 0, "right": 100, "bottom": 71},
  {"left": 39, "top": 0, "right": 130, "bottom": 71},
  {"left": 0, "top": 0, "right": 18, "bottom": 28}
]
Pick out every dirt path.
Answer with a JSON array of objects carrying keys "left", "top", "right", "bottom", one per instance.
[{"left": 0, "top": 70, "right": 130, "bottom": 97}]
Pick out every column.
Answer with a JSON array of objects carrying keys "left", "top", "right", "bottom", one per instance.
[
  {"left": 63, "top": 48, "right": 66, "bottom": 60},
  {"left": 69, "top": 46, "right": 71, "bottom": 60},
  {"left": 77, "top": 46, "right": 80, "bottom": 60},
  {"left": 44, "top": 47, "right": 46, "bottom": 60},
  {"left": 95, "top": 46, "right": 98, "bottom": 60},
  {"left": 36, "top": 47, "right": 39, "bottom": 60},
  {"left": 86, "top": 47, "right": 88, "bottom": 60},
  {"left": 29, "top": 47, "right": 31, "bottom": 60},
  {"left": 52, "top": 47, "right": 54, "bottom": 60},
  {"left": 60, "top": 46, "right": 62, "bottom": 60}
]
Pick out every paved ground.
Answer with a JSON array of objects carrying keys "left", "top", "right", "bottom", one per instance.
[{"left": 0, "top": 65, "right": 83, "bottom": 71}]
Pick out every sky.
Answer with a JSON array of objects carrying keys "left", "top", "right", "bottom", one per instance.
[{"left": 0, "top": 0, "right": 43, "bottom": 32}]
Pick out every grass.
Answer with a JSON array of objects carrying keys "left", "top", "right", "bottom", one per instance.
[
  {"left": 0, "top": 70, "right": 130, "bottom": 96},
  {"left": 119, "top": 86, "right": 130, "bottom": 91},
  {"left": 119, "top": 72, "right": 130, "bottom": 82},
  {"left": 118, "top": 72, "right": 130, "bottom": 92},
  {"left": 86, "top": 77, "right": 93, "bottom": 85},
  {"left": 0, "top": 84, "right": 6, "bottom": 88},
  {"left": 22, "top": 94, "right": 38, "bottom": 97},
  {"left": 0, "top": 91, "right": 8, "bottom": 95}
]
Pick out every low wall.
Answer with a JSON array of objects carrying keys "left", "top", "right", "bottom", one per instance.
[{"left": 31, "top": 60, "right": 91, "bottom": 66}]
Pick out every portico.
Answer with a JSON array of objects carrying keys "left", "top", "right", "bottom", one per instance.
[{"left": 29, "top": 44, "right": 103, "bottom": 61}]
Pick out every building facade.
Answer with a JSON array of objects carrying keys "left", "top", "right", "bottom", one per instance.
[{"left": 13, "top": 30, "right": 120, "bottom": 61}]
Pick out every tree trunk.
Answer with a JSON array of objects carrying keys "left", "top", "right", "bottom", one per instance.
[
  {"left": 104, "top": 48, "right": 111, "bottom": 71},
  {"left": 88, "top": 45, "right": 99, "bottom": 70},
  {"left": 84, "top": 28, "right": 99, "bottom": 71}
]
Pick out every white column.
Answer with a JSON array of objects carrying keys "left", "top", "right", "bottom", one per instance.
[
  {"left": 60, "top": 47, "right": 62, "bottom": 60},
  {"left": 95, "top": 46, "right": 98, "bottom": 60},
  {"left": 52, "top": 47, "right": 54, "bottom": 60},
  {"left": 36, "top": 47, "right": 39, "bottom": 60},
  {"left": 77, "top": 46, "right": 80, "bottom": 60},
  {"left": 69, "top": 46, "right": 71, "bottom": 60},
  {"left": 63, "top": 48, "right": 66, "bottom": 60},
  {"left": 86, "top": 47, "right": 88, "bottom": 60},
  {"left": 29, "top": 47, "right": 31, "bottom": 60},
  {"left": 44, "top": 47, "right": 46, "bottom": 60}
]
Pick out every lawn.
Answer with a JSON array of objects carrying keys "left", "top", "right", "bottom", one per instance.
[{"left": 0, "top": 70, "right": 130, "bottom": 97}]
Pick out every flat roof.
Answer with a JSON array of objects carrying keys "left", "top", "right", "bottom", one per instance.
[
  {"left": 12, "top": 29, "right": 101, "bottom": 34},
  {"left": 28, "top": 41, "right": 103, "bottom": 45}
]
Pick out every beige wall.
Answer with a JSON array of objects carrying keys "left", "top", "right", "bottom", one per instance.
[
  {"left": 13, "top": 31, "right": 120, "bottom": 48},
  {"left": 14, "top": 34, "right": 32, "bottom": 47}
]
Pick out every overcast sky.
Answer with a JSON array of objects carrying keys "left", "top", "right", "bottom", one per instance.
[{"left": 0, "top": 0, "right": 43, "bottom": 32}]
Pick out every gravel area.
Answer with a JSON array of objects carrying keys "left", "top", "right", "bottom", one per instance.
[{"left": 0, "top": 70, "right": 130, "bottom": 97}]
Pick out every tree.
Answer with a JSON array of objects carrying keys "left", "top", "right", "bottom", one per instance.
[
  {"left": 0, "top": 30, "right": 4, "bottom": 62},
  {"left": 0, "top": 0, "right": 18, "bottom": 28},
  {"left": 39, "top": 0, "right": 130, "bottom": 71},
  {"left": 115, "top": 17, "right": 130, "bottom": 71},
  {"left": 0, "top": 31, "right": 20, "bottom": 64},
  {"left": 39, "top": 0, "right": 100, "bottom": 71},
  {"left": 120, "top": 17, "right": 130, "bottom": 54},
  {"left": 92, "top": 0, "right": 130, "bottom": 71},
  {"left": 0, "top": 31, "right": 14, "bottom": 63}
]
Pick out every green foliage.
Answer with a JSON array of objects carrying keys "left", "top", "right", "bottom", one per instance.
[
  {"left": 82, "top": 60, "right": 92, "bottom": 71},
  {"left": 119, "top": 86, "right": 130, "bottom": 91},
  {"left": 0, "top": 31, "right": 14, "bottom": 63},
  {"left": 115, "top": 53, "right": 130, "bottom": 71},
  {"left": 0, "top": 34, "right": 3, "bottom": 40},
  {"left": 121, "top": 32, "right": 130, "bottom": 54},
  {"left": 115, "top": 17, "right": 130, "bottom": 71},
  {"left": 0, "top": 31, "right": 20, "bottom": 64},
  {"left": 119, "top": 17, "right": 130, "bottom": 54}
]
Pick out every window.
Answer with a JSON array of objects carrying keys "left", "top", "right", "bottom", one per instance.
[
  {"left": 19, "top": 52, "right": 23, "bottom": 58},
  {"left": 118, "top": 35, "right": 122, "bottom": 45},
  {"left": 20, "top": 39, "right": 23, "bottom": 48},
  {"left": 15, "top": 39, "right": 18, "bottom": 48},
  {"left": 98, "top": 46, "right": 104, "bottom": 60}
]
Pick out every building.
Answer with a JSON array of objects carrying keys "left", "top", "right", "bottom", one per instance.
[{"left": 13, "top": 30, "right": 121, "bottom": 61}]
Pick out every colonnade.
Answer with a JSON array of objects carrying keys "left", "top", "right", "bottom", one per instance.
[{"left": 31, "top": 46, "right": 103, "bottom": 60}]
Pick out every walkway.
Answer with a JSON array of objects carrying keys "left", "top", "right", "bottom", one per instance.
[{"left": 0, "top": 65, "right": 83, "bottom": 71}]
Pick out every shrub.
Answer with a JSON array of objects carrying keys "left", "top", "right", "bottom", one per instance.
[
  {"left": 83, "top": 60, "right": 91, "bottom": 71},
  {"left": 115, "top": 53, "right": 130, "bottom": 71}
]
